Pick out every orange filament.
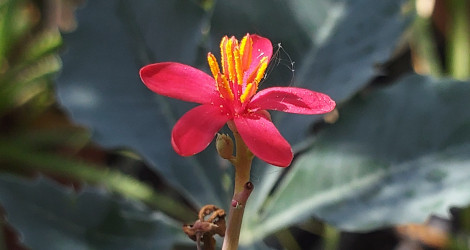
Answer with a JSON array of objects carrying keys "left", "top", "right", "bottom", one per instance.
[
  {"left": 220, "top": 36, "right": 228, "bottom": 75},
  {"left": 225, "top": 37, "right": 237, "bottom": 82},
  {"left": 234, "top": 47, "right": 243, "bottom": 84},
  {"left": 239, "top": 34, "right": 252, "bottom": 71},
  {"left": 245, "top": 56, "right": 268, "bottom": 87},
  {"left": 252, "top": 56, "right": 268, "bottom": 87},
  {"left": 207, "top": 53, "right": 220, "bottom": 80},
  {"left": 240, "top": 57, "right": 268, "bottom": 103},
  {"left": 216, "top": 73, "right": 234, "bottom": 100},
  {"left": 240, "top": 82, "right": 255, "bottom": 103}
]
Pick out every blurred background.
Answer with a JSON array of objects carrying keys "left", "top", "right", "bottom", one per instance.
[{"left": 0, "top": 0, "right": 470, "bottom": 249}]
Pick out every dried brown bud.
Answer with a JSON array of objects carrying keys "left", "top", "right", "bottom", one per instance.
[{"left": 183, "top": 205, "right": 226, "bottom": 250}]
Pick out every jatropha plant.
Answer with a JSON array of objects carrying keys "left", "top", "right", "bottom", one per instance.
[{"left": 140, "top": 33, "right": 336, "bottom": 250}]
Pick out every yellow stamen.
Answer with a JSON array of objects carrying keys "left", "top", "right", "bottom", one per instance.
[
  {"left": 245, "top": 56, "right": 268, "bottom": 87},
  {"left": 217, "top": 73, "right": 234, "bottom": 100},
  {"left": 207, "top": 53, "right": 220, "bottom": 79},
  {"left": 209, "top": 34, "right": 265, "bottom": 103},
  {"left": 239, "top": 34, "right": 252, "bottom": 71},
  {"left": 240, "top": 82, "right": 254, "bottom": 103},
  {"left": 226, "top": 37, "right": 236, "bottom": 82},
  {"left": 253, "top": 56, "right": 268, "bottom": 87},
  {"left": 220, "top": 36, "right": 228, "bottom": 75},
  {"left": 234, "top": 47, "right": 243, "bottom": 84}
]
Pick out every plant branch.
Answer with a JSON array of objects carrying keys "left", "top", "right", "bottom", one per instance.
[
  {"left": 222, "top": 182, "right": 254, "bottom": 250},
  {"left": 221, "top": 122, "right": 255, "bottom": 250}
]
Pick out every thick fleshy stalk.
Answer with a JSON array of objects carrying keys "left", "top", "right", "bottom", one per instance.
[
  {"left": 222, "top": 182, "right": 253, "bottom": 250},
  {"left": 229, "top": 122, "right": 254, "bottom": 193},
  {"left": 221, "top": 122, "right": 255, "bottom": 250}
]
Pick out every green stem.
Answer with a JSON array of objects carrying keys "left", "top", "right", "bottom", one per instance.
[
  {"left": 447, "top": 0, "right": 470, "bottom": 79},
  {"left": 222, "top": 124, "right": 255, "bottom": 250},
  {"left": 222, "top": 182, "right": 253, "bottom": 250},
  {"left": 412, "top": 14, "right": 443, "bottom": 76},
  {"left": 323, "top": 224, "right": 340, "bottom": 250},
  {"left": 0, "top": 140, "right": 196, "bottom": 222},
  {"left": 223, "top": 204, "right": 245, "bottom": 250},
  {"left": 232, "top": 130, "right": 253, "bottom": 193},
  {"left": 275, "top": 229, "right": 302, "bottom": 250}
]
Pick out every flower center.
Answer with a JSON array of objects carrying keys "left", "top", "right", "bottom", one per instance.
[{"left": 207, "top": 34, "right": 268, "bottom": 111}]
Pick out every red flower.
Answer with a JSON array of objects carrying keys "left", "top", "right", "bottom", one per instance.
[{"left": 140, "top": 34, "right": 335, "bottom": 167}]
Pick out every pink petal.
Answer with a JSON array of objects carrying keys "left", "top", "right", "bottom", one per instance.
[
  {"left": 244, "top": 35, "right": 273, "bottom": 81},
  {"left": 248, "top": 87, "right": 336, "bottom": 114},
  {"left": 234, "top": 111, "right": 292, "bottom": 167},
  {"left": 140, "top": 62, "right": 219, "bottom": 104},
  {"left": 251, "top": 34, "right": 273, "bottom": 62},
  {"left": 172, "top": 104, "right": 230, "bottom": 156}
]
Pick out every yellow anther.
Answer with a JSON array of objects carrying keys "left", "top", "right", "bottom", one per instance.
[
  {"left": 253, "top": 56, "right": 268, "bottom": 87},
  {"left": 220, "top": 36, "right": 228, "bottom": 75},
  {"left": 212, "top": 34, "right": 263, "bottom": 103},
  {"left": 240, "top": 83, "right": 255, "bottom": 103},
  {"left": 226, "top": 37, "right": 236, "bottom": 82},
  {"left": 239, "top": 34, "right": 253, "bottom": 71},
  {"left": 245, "top": 56, "right": 268, "bottom": 87},
  {"left": 217, "top": 73, "right": 234, "bottom": 101},
  {"left": 234, "top": 47, "right": 243, "bottom": 85},
  {"left": 207, "top": 53, "right": 220, "bottom": 79}
]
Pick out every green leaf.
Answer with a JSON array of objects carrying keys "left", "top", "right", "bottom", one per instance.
[
  {"left": 242, "top": 0, "right": 411, "bottom": 244},
  {"left": 210, "top": 0, "right": 313, "bottom": 68},
  {"left": 56, "top": 0, "right": 229, "bottom": 207},
  {"left": 56, "top": 0, "right": 413, "bottom": 248},
  {"left": 0, "top": 175, "right": 189, "bottom": 250},
  {"left": 240, "top": 74, "right": 470, "bottom": 243},
  {"left": 276, "top": 0, "right": 411, "bottom": 143}
]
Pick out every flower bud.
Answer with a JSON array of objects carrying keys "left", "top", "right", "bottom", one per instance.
[{"left": 216, "top": 133, "right": 234, "bottom": 160}]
